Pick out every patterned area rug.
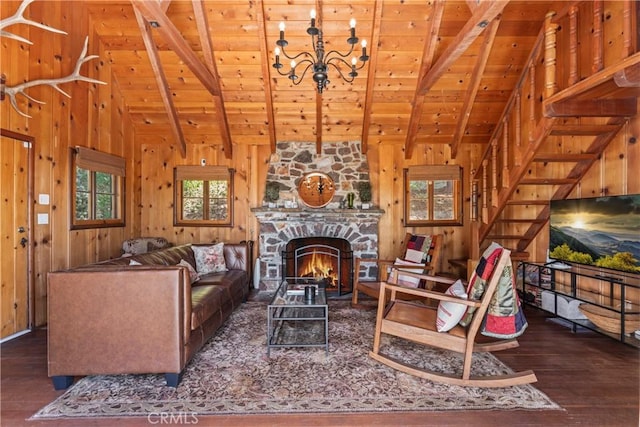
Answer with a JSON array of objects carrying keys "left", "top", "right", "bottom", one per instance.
[{"left": 32, "top": 300, "right": 560, "bottom": 419}]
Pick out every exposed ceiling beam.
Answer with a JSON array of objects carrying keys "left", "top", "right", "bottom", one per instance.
[
  {"left": 450, "top": 17, "right": 501, "bottom": 159},
  {"left": 159, "top": 0, "right": 170, "bottom": 13},
  {"left": 132, "top": 4, "right": 186, "bottom": 158},
  {"left": 360, "top": 0, "right": 383, "bottom": 155},
  {"left": 404, "top": 0, "right": 446, "bottom": 159},
  {"left": 416, "top": 1, "right": 508, "bottom": 96},
  {"left": 131, "top": 1, "right": 221, "bottom": 95},
  {"left": 192, "top": 0, "right": 233, "bottom": 158},
  {"left": 256, "top": 0, "right": 277, "bottom": 153}
]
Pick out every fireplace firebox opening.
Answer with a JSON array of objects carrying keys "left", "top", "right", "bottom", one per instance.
[{"left": 282, "top": 237, "right": 353, "bottom": 296}]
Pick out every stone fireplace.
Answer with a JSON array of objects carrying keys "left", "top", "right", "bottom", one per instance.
[
  {"left": 252, "top": 141, "right": 383, "bottom": 293},
  {"left": 283, "top": 237, "right": 353, "bottom": 295},
  {"left": 252, "top": 208, "right": 383, "bottom": 292}
]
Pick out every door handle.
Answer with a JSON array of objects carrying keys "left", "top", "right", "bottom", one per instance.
[{"left": 20, "top": 237, "right": 28, "bottom": 248}]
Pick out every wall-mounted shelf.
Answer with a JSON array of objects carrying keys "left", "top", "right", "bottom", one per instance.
[{"left": 518, "top": 262, "right": 640, "bottom": 348}]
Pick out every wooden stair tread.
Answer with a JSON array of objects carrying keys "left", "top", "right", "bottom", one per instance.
[
  {"left": 519, "top": 178, "right": 578, "bottom": 185},
  {"left": 549, "top": 124, "right": 622, "bottom": 135},
  {"left": 533, "top": 153, "right": 599, "bottom": 162},
  {"left": 505, "top": 200, "right": 548, "bottom": 205},
  {"left": 494, "top": 218, "right": 546, "bottom": 223},
  {"left": 485, "top": 234, "right": 531, "bottom": 240}
]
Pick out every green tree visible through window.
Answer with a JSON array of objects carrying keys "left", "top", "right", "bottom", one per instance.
[
  {"left": 71, "top": 147, "right": 125, "bottom": 229},
  {"left": 181, "top": 179, "right": 228, "bottom": 221},
  {"left": 404, "top": 166, "right": 462, "bottom": 226},
  {"left": 174, "top": 166, "right": 234, "bottom": 226}
]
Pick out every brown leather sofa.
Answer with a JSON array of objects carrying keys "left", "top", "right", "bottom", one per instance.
[{"left": 47, "top": 242, "right": 252, "bottom": 389}]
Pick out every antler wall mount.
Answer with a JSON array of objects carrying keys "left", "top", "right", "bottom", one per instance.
[{"left": 0, "top": 0, "right": 106, "bottom": 118}]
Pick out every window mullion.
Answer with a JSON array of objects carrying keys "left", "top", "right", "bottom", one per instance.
[
  {"left": 428, "top": 180, "right": 434, "bottom": 221},
  {"left": 203, "top": 181, "right": 210, "bottom": 220},
  {"left": 90, "top": 171, "right": 97, "bottom": 220}
]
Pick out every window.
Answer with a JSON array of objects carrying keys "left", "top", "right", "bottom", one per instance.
[
  {"left": 403, "top": 165, "right": 463, "bottom": 226},
  {"left": 174, "top": 166, "right": 234, "bottom": 226},
  {"left": 71, "top": 147, "right": 125, "bottom": 229}
]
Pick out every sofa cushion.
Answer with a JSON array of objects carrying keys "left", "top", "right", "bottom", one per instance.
[
  {"left": 193, "top": 243, "right": 228, "bottom": 274},
  {"left": 190, "top": 285, "right": 226, "bottom": 331},
  {"left": 198, "top": 270, "right": 248, "bottom": 308}
]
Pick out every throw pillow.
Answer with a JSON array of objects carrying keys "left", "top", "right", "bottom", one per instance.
[
  {"left": 192, "top": 243, "right": 227, "bottom": 274},
  {"left": 436, "top": 279, "right": 468, "bottom": 332},
  {"left": 389, "top": 258, "right": 425, "bottom": 288},
  {"left": 177, "top": 259, "right": 200, "bottom": 284},
  {"left": 404, "top": 233, "right": 433, "bottom": 264}
]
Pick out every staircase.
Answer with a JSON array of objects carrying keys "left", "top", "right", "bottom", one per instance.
[{"left": 471, "top": 3, "right": 640, "bottom": 261}]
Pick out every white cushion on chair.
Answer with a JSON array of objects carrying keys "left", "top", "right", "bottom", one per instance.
[
  {"left": 389, "top": 258, "right": 425, "bottom": 288},
  {"left": 436, "top": 279, "right": 468, "bottom": 332}
]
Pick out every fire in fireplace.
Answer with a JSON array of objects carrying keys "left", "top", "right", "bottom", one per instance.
[{"left": 282, "top": 237, "right": 353, "bottom": 296}]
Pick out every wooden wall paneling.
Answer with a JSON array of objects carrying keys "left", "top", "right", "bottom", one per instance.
[
  {"left": 232, "top": 142, "right": 249, "bottom": 242},
  {"left": 375, "top": 143, "right": 396, "bottom": 260},
  {"left": 62, "top": 4, "right": 92, "bottom": 270},
  {"left": 111, "top": 69, "right": 128, "bottom": 233},
  {"left": 602, "top": 0, "right": 627, "bottom": 66},
  {"left": 101, "top": 32, "right": 127, "bottom": 260},
  {"left": 145, "top": 144, "right": 175, "bottom": 240},
  {"left": 248, "top": 144, "right": 260, "bottom": 247},
  {"left": 50, "top": 3, "right": 71, "bottom": 275},
  {"left": 128, "top": 117, "right": 142, "bottom": 239},
  {"left": 628, "top": 107, "right": 640, "bottom": 194},
  {"left": 601, "top": 123, "right": 628, "bottom": 196},
  {"left": 26, "top": 1, "right": 56, "bottom": 326},
  {"left": 577, "top": 1, "right": 596, "bottom": 82}
]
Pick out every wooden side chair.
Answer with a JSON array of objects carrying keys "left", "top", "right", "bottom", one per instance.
[
  {"left": 369, "top": 243, "right": 537, "bottom": 388},
  {"left": 351, "top": 233, "right": 442, "bottom": 308}
]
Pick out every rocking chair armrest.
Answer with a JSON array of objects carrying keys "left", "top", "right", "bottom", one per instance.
[
  {"left": 388, "top": 268, "right": 458, "bottom": 287},
  {"left": 380, "top": 280, "right": 482, "bottom": 308},
  {"left": 355, "top": 258, "right": 395, "bottom": 267}
]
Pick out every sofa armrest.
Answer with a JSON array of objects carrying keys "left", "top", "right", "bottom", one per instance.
[{"left": 47, "top": 266, "right": 190, "bottom": 377}]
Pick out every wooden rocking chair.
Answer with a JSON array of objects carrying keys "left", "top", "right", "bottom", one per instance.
[
  {"left": 351, "top": 233, "right": 442, "bottom": 308},
  {"left": 369, "top": 245, "right": 537, "bottom": 388}
]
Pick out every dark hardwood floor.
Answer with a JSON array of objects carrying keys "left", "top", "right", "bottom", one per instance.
[{"left": 2, "top": 300, "right": 638, "bottom": 427}]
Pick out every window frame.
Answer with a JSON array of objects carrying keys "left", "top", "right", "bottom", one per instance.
[
  {"left": 403, "top": 165, "right": 463, "bottom": 227},
  {"left": 173, "top": 165, "right": 234, "bottom": 227},
  {"left": 70, "top": 147, "right": 125, "bottom": 230}
]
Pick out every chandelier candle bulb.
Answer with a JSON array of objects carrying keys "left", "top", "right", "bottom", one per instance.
[
  {"left": 273, "top": 48, "right": 281, "bottom": 69},
  {"left": 278, "top": 22, "right": 287, "bottom": 47},
  {"left": 310, "top": 9, "right": 316, "bottom": 29}
]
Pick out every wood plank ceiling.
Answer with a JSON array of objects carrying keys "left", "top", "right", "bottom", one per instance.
[{"left": 85, "top": 0, "right": 556, "bottom": 159}]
